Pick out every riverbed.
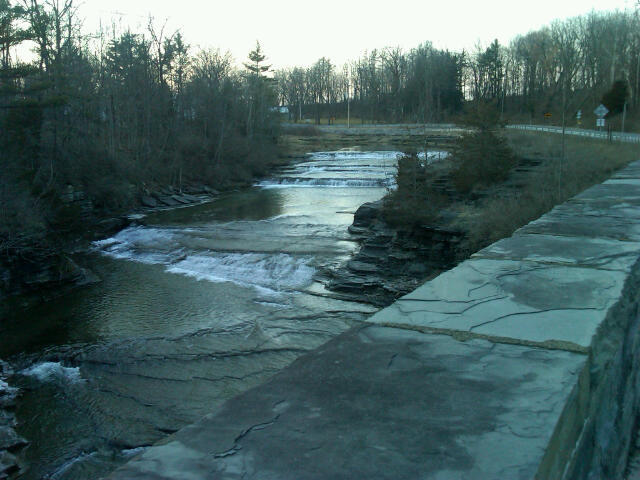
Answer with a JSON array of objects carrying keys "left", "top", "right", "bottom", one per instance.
[{"left": 0, "top": 150, "right": 420, "bottom": 479}]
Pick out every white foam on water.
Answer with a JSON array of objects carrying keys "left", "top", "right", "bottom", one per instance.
[
  {"left": 21, "top": 362, "right": 84, "bottom": 384},
  {"left": 263, "top": 213, "right": 311, "bottom": 222},
  {"left": 257, "top": 177, "right": 394, "bottom": 188},
  {"left": 167, "top": 253, "right": 316, "bottom": 296},
  {"left": 308, "top": 151, "right": 404, "bottom": 161},
  {"left": 93, "top": 226, "right": 185, "bottom": 265},
  {"left": 287, "top": 165, "right": 395, "bottom": 175},
  {"left": 94, "top": 226, "right": 316, "bottom": 295},
  {"left": 122, "top": 447, "right": 148, "bottom": 458},
  {"left": 93, "top": 226, "right": 177, "bottom": 259},
  {"left": 50, "top": 452, "right": 97, "bottom": 479}
]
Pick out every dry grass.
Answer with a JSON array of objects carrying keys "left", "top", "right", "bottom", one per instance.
[
  {"left": 281, "top": 124, "right": 323, "bottom": 136},
  {"left": 453, "top": 130, "right": 640, "bottom": 256},
  {"left": 505, "top": 130, "right": 638, "bottom": 196}
]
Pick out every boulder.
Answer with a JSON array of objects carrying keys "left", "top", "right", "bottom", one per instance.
[{"left": 352, "top": 200, "right": 383, "bottom": 228}]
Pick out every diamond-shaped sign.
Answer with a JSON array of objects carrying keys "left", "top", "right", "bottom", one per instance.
[{"left": 594, "top": 104, "right": 609, "bottom": 118}]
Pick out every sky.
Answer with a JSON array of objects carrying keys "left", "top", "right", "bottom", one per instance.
[{"left": 76, "top": 0, "right": 634, "bottom": 69}]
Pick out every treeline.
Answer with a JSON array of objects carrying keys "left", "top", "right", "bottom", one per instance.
[
  {"left": 0, "top": 0, "right": 279, "bottom": 257},
  {"left": 274, "top": 46, "right": 464, "bottom": 124},
  {"left": 275, "top": 9, "right": 640, "bottom": 127}
]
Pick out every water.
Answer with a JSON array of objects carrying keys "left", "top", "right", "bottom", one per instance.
[{"left": 0, "top": 149, "right": 438, "bottom": 479}]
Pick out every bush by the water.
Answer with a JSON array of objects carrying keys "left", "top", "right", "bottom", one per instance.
[
  {"left": 383, "top": 155, "right": 447, "bottom": 227},
  {"left": 451, "top": 129, "right": 516, "bottom": 192}
]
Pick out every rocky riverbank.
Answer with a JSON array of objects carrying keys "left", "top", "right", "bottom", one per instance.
[
  {"left": 0, "top": 183, "right": 227, "bottom": 309},
  {"left": 0, "top": 184, "right": 228, "bottom": 478},
  {"left": 321, "top": 199, "right": 465, "bottom": 306},
  {"left": 0, "top": 361, "right": 26, "bottom": 479}
]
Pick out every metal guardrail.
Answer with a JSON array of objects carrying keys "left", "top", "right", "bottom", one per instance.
[{"left": 507, "top": 124, "right": 640, "bottom": 144}]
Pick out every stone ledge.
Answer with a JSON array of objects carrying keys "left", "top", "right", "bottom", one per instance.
[{"left": 107, "top": 326, "right": 585, "bottom": 480}]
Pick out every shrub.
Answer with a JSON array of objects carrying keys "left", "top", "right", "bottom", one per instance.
[
  {"left": 451, "top": 130, "right": 516, "bottom": 192},
  {"left": 382, "top": 155, "right": 448, "bottom": 227},
  {"left": 454, "top": 131, "right": 640, "bottom": 256}
]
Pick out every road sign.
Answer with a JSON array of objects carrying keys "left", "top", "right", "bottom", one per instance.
[
  {"left": 597, "top": 118, "right": 605, "bottom": 127},
  {"left": 594, "top": 104, "right": 609, "bottom": 118},
  {"left": 576, "top": 110, "right": 582, "bottom": 119}
]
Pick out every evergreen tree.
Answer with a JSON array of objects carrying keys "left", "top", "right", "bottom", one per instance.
[
  {"left": 243, "top": 41, "right": 275, "bottom": 139},
  {"left": 244, "top": 41, "right": 271, "bottom": 77},
  {"left": 601, "top": 80, "right": 629, "bottom": 117}
]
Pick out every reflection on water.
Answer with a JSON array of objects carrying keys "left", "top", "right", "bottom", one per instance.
[
  {"left": 3, "top": 150, "right": 417, "bottom": 479},
  {"left": 143, "top": 188, "right": 286, "bottom": 225}
]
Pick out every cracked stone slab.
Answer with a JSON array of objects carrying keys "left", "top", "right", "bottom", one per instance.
[
  {"left": 107, "top": 326, "right": 585, "bottom": 480},
  {"left": 366, "top": 258, "right": 626, "bottom": 351},
  {"left": 473, "top": 233, "right": 640, "bottom": 272}
]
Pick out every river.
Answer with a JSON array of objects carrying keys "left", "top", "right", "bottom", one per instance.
[{"left": 0, "top": 149, "right": 426, "bottom": 479}]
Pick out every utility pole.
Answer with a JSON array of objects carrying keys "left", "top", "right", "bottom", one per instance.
[
  {"left": 636, "top": 51, "right": 640, "bottom": 109},
  {"left": 559, "top": 71, "right": 567, "bottom": 201}
]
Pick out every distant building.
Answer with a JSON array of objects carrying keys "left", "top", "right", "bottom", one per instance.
[{"left": 270, "top": 106, "right": 289, "bottom": 115}]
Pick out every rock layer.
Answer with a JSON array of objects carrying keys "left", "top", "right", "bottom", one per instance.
[
  {"left": 0, "top": 361, "right": 25, "bottom": 479},
  {"left": 325, "top": 200, "right": 464, "bottom": 306}
]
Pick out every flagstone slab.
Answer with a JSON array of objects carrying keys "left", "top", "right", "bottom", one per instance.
[
  {"left": 518, "top": 207, "right": 640, "bottom": 241},
  {"left": 473, "top": 233, "right": 640, "bottom": 272},
  {"left": 367, "top": 258, "right": 625, "bottom": 351},
  {"left": 108, "top": 326, "right": 586, "bottom": 480}
]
